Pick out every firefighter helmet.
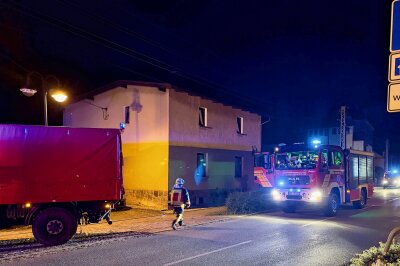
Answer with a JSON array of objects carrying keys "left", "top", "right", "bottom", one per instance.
[{"left": 175, "top": 178, "right": 184, "bottom": 186}]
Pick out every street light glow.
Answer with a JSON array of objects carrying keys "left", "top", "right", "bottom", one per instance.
[{"left": 50, "top": 90, "right": 68, "bottom": 103}]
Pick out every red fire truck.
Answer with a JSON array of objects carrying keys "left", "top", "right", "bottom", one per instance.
[
  {"left": 0, "top": 125, "right": 124, "bottom": 245},
  {"left": 271, "top": 145, "right": 374, "bottom": 216},
  {"left": 254, "top": 152, "right": 275, "bottom": 188}
]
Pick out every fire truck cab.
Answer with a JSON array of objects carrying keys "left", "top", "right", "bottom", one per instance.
[
  {"left": 272, "top": 145, "right": 374, "bottom": 216},
  {"left": 254, "top": 152, "right": 275, "bottom": 188}
]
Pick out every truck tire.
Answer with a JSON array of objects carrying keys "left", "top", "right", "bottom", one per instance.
[
  {"left": 353, "top": 190, "right": 367, "bottom": 209},
  {"left": 282, "top": 202, "right": 297, "bottom": 213},
  {"left": 324, "top": 193, "right": 339, "bottom": 217},
  {"left": 32, "top": 207, "right": 77, "bottom": 246}
]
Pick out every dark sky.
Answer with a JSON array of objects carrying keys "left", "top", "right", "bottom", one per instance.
[{"left": 0, "top": 1, "right": 397, "bottom": 158}]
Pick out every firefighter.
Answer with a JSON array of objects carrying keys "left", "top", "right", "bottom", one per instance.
[{"left": 170, "top": 178, "right": 191, "bottom": 230}]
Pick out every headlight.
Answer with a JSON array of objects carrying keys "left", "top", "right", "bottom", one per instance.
[
  {"left": 383, "top": 180, "right": 388, "bottom": 184},
  {"left": 394, "top": 180, "right": 398, "bottom": 184},
  {"left": 310, "top": 190, "right": 322, "bottom": 201},
  {"left": 272, "top": 189, "right": 280, "bottom": 200}
]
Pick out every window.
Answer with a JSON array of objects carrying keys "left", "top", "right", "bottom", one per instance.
[
  {"left": 237, "top": 116, "right": 244, "bottom": 134},
  {"left": 235, "top": 156, "right": 243, "bottom": 177},
  {"left": 359, "top": 156, "right": 367, "bottom": 183},
  {"left": 196, "top": 153, "right": 207, "bottom": 177},
  {"left": 329, "top": 151, "right": 343, "bottom": 168},
  {"left": 124, "top": 106, "right": 130, "bottom": 124},
  {"left": 321, "top": 149, "right": 328, "bottom": 168},
  {"left": 199, "top": 107, "right": 207, "bottom": 127},
  {"left": 367, "top": 156, "right": 373, "bottom": 181},
  {"left": 254, "top": 154, "right": 271, "bottom": 169}
]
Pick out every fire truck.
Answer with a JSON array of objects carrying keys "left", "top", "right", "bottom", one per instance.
[
  {"left": 0, "top": 125, "right": 124, "bottom": 245},
  {"left": 271, "top": 145, "right": 374, "bottom": 216},
  {"left": 254, "top": 152, "right": 275, "bottom": 188}
]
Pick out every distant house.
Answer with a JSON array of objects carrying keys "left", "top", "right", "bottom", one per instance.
[
  {"left": 307, "top": 120, "right": 374, "bottom": 152},
  {"left": 63, "top": 81, "right": 261, "bottom": 209}
]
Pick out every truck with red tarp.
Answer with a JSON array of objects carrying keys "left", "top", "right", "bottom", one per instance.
[
  {"left": 271, "top": 145, "right": 374, "bottom": 216},
  {"left": 0, "top": 125, "right": 124, "bottom": 245}
]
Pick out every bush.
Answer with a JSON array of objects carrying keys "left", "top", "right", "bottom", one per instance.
[
  {"left": 225, "top": 190, "right": 274, "bottom": 214},
  {"left": 349, "top": 242, "right": 400, "bottom": 266}
]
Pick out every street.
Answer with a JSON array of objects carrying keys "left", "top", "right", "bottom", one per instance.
[{"left": 1, "top": 187, "right": 400, "bottom": 266}]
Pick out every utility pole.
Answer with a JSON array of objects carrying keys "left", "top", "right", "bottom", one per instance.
[
  {"left": 340, "top": 106, "right": 346, "bottom": 149},
  {"left": 386, "top": 139, "right": 390, "bottom": 172}
]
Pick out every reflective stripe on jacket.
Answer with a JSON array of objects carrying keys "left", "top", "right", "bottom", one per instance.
[{"left": 170, "top": 187, "right": 190, "bottom": 207}]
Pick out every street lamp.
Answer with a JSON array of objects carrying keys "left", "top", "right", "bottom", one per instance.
[{"left": 20, "top": 72, "right": 68, "bottom": 126}]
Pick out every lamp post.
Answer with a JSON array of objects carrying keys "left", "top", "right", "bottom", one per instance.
[{"left": 20, "top": 72, "right": 68, "bottom": 126}]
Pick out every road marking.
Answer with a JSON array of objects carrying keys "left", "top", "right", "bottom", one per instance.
[
  {"left": 163, "top": 240, "right": 252, "bottom": 265},
  {"left": 387, "top": 197, "right": 400, "bottom": 202}
]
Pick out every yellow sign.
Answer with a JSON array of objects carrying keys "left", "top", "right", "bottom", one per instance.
[
  {"left": 389, "top": 53, "right": 400, "bottom": 83},
  {"left": 388, "top": 83, "right": 400, "bottom": 112}
]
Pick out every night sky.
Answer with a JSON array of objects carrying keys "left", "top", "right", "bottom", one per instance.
[{"left": 0, "top": 1, "right": 398, "bottom": 162}]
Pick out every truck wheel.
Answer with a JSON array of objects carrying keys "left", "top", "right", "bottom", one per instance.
[
  {"left": 324, "top": 193, "right": 339, "bottom": 217},
  {"left": 282, "top": 202, "right": 297, "bottom": 213},
  {"left": 353, "top": 190, "right": 367, "bottom": 209},
  {"left": 32, "top": 207, "right": 77, "bottom": 246}
]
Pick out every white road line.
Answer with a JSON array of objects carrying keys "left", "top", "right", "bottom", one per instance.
[
  {"left": 163, "top": 240, "right": 252, "bottom": 266},
  {"left": 387, "top": 197, "right": 400, "bottom": 202}
]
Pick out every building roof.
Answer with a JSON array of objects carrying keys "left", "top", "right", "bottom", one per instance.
[{"left": 74, "top": 80, "right": 263, "bottom": 116}]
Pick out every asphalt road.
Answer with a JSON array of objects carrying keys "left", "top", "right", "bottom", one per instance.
[{"left": 2, "top": 187, "right": 400, "bottom": 266}]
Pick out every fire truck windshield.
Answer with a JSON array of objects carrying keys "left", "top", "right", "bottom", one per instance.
[{"left": 275, "top": 151, "right": 319, "bottom": 170}]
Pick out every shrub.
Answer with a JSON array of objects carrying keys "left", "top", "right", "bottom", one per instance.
[
  {"left": 225, "top": 190, "right": 274, "bottom": 214},
  {"left": 349, "top": 242, "right": 400, "bottom": 266}
]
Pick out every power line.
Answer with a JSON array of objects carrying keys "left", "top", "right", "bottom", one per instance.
[
  {"left": 0, "top": 49, "right": 30, "bottom": 73},
  {"left": 55, "top": 0, "right": 181, "bottom": 58},
  {"left": 4, "top": 0, "right": 178, "bottom": 72},
  {"left": 3, "top": 0, "right": 273, "bottom": 110}
]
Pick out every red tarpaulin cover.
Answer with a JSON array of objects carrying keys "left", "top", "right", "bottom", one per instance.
[{"left": 0, "top": 125, "right": 122, "bottom": 204}]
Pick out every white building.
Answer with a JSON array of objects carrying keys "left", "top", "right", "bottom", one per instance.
[{"left": 64, "top": 81, "right": 261, "bottom": 209}]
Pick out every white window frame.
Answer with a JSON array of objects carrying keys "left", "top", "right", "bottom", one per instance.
[
  {"left": 237, "top": 116, "right": 244, "bottom": 134},
  {"left": 199, "top": 107, "right": 208, "bottom": 127}
]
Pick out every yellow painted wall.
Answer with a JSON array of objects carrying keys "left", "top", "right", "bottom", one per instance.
[
  {"left": 122, "top": 142, "right": 168, "bottom": 191},
  {"left": 64, "top": 83, "right": 170, "bottom": 209}
]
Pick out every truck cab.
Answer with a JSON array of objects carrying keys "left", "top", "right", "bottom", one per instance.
[{"left": 254, "top": 152, "right": 275, "bottom": 188}]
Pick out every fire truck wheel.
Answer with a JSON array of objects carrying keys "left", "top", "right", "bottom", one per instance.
[
  {"left": 353, "top": 190, "right": 367, "bottom": 209},
  {"left": 32, "top": 207, "right": 77, "bottom": 246},
  {"left": 282, "top": 202, "right": 297, "bottom": 213},
  {"left": 324, "top": 193, "right": 339, "bottom": 217}
]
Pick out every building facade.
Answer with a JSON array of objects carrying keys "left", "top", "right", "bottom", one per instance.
[{"left": 63, "top": 81, "right": 261, "bottom": 209}]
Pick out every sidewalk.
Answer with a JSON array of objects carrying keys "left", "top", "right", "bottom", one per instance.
[{"left": 0, "top": 207, "right": 230, "bottom": 243}]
